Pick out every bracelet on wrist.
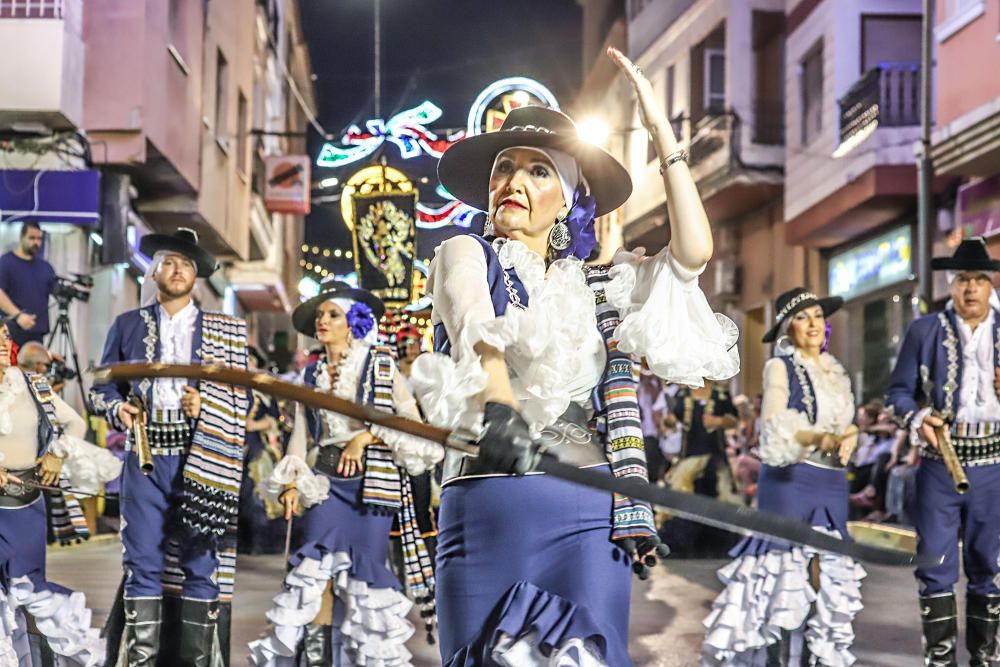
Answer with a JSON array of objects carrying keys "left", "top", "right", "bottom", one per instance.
[{"left": 658, "top": 149, "right": 689, "bottom": 174}]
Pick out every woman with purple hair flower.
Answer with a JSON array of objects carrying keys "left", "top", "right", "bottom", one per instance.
[
  {"left": 409, "top": 48, "right": 740, "bottom": 666},
  {"left": 703, "top": 288, "right": 862, "bottom": 666},
  {"left": 249, "top": 282, "right": 442, "bottom": 666}
]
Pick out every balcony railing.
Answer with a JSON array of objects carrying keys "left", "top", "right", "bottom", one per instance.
[
  {"left": 837, "top": 62, "right": 920, "bottom": 152},
  {"left": 0, "top": 0, "right": 62, "bottom": 18},
  {"left": 689, "top": 112, "right": 734, "bottom": 170},
  {"left": 753, "top": 99, "right": 785, "bottom": 146}
]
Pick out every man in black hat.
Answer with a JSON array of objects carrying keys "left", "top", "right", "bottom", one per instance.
[
  {"left": 886, "top": 236, "right": 1000, "bottom": 666},
  {"left": 90, "top": 228, "right": 249, "bottom": 666}
]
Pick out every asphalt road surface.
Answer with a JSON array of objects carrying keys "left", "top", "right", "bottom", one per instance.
[{"left": 48, "top": 538, "right": 941, "bottom": 665}]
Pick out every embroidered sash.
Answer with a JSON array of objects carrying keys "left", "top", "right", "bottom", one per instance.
[{"left": 179, "top": 313, "right": 249, "bottom": 544}]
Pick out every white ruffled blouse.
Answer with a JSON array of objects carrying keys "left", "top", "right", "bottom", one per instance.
[
  {"left": 411, "top": 235, "right": 740, "bottom": 435},
  {"left": 266, "top": 342, "right": 443, "bottom": 508},
  {"left": 759, "top": 352, "right": 856, "bottom": 467}
]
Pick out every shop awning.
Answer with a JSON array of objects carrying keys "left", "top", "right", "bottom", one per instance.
[{"left": 0, "top": 169, "right": 100, "bottom": 225}]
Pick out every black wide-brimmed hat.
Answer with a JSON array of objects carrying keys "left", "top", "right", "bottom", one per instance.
[
  {"left": 292, "top": 281, "right": 385, "bottom": 338},
  {"left": 930, "top": 236, "right": 1000, "bottom": 273},
  {"left": 139, "top": 228, "right": 218, "bottom": 278},
  {"left": 437, "top": 106, "right": 632, "bottom": 217},
  {"left": 762, "top": 287, "right": 844, "bottom": 344}
]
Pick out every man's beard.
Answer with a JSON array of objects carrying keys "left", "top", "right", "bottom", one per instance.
[
  {"left": 157, "top": 279, "right": 194, "bottom": 299},
  {"left": 21, "top": 245, "right": 37, "bottom": 256}
]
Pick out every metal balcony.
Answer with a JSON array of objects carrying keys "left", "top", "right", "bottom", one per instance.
[
  {"left": 835, "top": 62, "right": 920, "bottom": 157},
  {"left": 0, "top": 0, "right": 63, "bottom": 19}
]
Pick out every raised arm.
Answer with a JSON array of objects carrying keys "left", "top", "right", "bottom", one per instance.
[{"left": 609, "top": 47, "right": 713, "bottom": 272}]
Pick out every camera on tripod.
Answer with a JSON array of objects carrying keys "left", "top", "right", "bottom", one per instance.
[
  {"left": 48, "top": 357, "right": 78, "bottom": 384},
  {"left": 52, "top": 273, "right": 94, "bottom": 304}
]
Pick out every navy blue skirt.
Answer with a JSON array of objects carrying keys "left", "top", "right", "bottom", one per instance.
[
  {"left": 0, "top": 496, "right": 47, "bottom": 590},
  {"left": 292, "top": 472, "right": 399, "bottom": 590},
  {"left": 436, "top": 466, "right": 633, "bottom": 666},
  {"left": 733, "top": 462, "right": 849, "bottom": 556}
]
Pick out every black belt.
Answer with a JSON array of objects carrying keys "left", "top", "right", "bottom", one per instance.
[
  {"left": 442, "top": 403, "right": 608, "bottom": 484},
  {"left": 0, "top": 468, "right": 41, "bottom": 508},
  {"left": 804, "top": 448, "right": 846, "bottom": 469}
]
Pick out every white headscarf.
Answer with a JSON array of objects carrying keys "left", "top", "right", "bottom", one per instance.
[
  {"left": 492, "top": 146, "right": 589, "bottom": 211},
  {"left": 944, "top": 270, "right": 1000, "bottom": 310}
]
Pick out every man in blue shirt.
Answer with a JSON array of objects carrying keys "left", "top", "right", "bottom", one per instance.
[{"left": 0, "top": 222, "right": 56, "bottom": 346}]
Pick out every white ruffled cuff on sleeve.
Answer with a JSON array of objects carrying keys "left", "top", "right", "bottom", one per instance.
[
  {"left": 908, "top": 407, "right": 933, "bottom": 449},
  {"left": 606, "top": 245, "right": 740, "bottom": 387},
  {"left": 410, "top": 352, "right": 486, "bottom": 433},
  {"left": 55, "top": 435, "right": 124, "bottom": 496},
  {"left": 760, "top": 409, "right": 812, "bottom": 467},
  {"left": 370, "top": 424, "right": 444, "bottom": 476},
  {"left": 263, "top": 455, "right": 330, "bottom": 509}
]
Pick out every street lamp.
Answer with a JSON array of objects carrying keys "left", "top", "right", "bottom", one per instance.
[{"left": 577, "top": 117, "right": 610, "bottom": 146}]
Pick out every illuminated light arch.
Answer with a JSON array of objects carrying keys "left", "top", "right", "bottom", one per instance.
[
  {"left": 340, "top": 165, "right": 414, "bottom": 230},
  {"left": 466, "top": 77, "right": 560, "bottom": 136}
]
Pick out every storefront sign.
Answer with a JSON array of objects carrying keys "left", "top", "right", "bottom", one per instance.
[
  {"left": 0, "top": 169, "right": 100, "bottom": 225},
  {"left": 829, "top": 226, "right": 912, "bottom": 301},
  {"left": 264, "top": 155, "right": 311, "bottom": 214},
  {"left": 957, "top": 173, "right": 1000, "bottom": 239}
]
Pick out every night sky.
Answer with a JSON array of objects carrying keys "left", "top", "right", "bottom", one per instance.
[{"left": 299, "top": 0, "right": 582, "bottom": 275}]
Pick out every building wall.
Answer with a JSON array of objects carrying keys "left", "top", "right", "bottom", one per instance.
[
  {"left": 935, "top": 0, "right": 1000, "bottom": 128},
  {"left": 198, "top": 0, "right": 256, "bottom": 260},
  {"left": 82, "top": 0, "right": 204, "bottom": 192},
  {"left": 783, "top": 0, "right": 922, "bottom": 225}
]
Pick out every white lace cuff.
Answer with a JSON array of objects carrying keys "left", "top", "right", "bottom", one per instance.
[
  {"left": 370, "top": 424, "right": 443, "bottom": 476},
  {"left": 56, "top": 435, "right": 123, "bottom": 496},
  {"left": 606, "top": 246, "right": 740, "bottom": 386},
  {"left": 263, "top": 455, "right": 330, "bottom": 509},
  {"left": 760, "top": 409, "right": 812, "bottom": 467},
  {"left": 410, "top": 352, "right": 486, "bottom": 432},
  {"left": 908, "top": 407, "right": 933, "bottom": 449}
]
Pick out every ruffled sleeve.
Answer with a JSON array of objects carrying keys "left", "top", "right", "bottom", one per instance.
[
  {"left": 411, "top": 235, "right": 491, "bottom": 431},
  {"left": 52, "top": 435, "right": 123, "bottom": 496},
  {"left": 262, "top": 404, "right": 330, "bottom": 508},
  {"left": 605, "top": 244, "right": 739, "bottom": 386},
  {"left": 370, "top": 371, "right": 444, "bottom": 476},
  {"left": 759, "top": 359, "right": 808, "bottom": 467}
]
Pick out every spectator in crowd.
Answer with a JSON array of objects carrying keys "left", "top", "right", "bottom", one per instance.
[
  {"left": 0, "top": 222, "right": 57, "bottom": 346},
  {"left": 849, "top": 399, "right": 902, "bottom": 522},
  {"left": 730, "top": 393, "right": 762, "bottom": 504},
  {"left": 638, "top": 367, "right": 670, "bottom": 483}
]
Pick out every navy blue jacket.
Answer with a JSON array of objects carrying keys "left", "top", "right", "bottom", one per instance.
[
  {"left": 89, "top": 304, "right": 204, "bottom": 430},
  {"left": 886, "top": 308, "right": 1000, "bottom": 425}
]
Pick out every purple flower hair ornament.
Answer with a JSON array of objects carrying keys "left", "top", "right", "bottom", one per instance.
[
  {"left": 347, "top": 302, "right": 376, "bottom": 340},
  {"left": 556, "top": 185, "right": 598, "bottom": 261}
]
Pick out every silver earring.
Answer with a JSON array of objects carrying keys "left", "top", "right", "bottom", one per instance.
[
  {"left": 482, "top": 215, "right": 495, "bottom": 237},
  {"left": 549, "top": 212, "right": 571, "bottom": 251}
]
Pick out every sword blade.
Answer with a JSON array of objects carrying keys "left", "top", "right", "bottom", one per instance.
[{"left": 92, "top": 362, "right": 940, "bottom": 567}]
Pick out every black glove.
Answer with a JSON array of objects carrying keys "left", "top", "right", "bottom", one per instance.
[
  {"left": 618, "top": 535, "right": 670, "bottom": 580},
  {"left": 478, "top": 402, "right": 540, "bottom": 475}
]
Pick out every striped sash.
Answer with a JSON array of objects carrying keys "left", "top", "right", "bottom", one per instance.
[
  {"left": 585, "top": 265, "right": 657, "bottom": 541},
  {"left": 179, "top": 313, "right": 249, "bottom": 544}
]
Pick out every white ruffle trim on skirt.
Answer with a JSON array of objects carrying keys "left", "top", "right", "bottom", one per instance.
[
  {"left": 8, "top": 576, "right": 104, "bottom": 666},
  {"left": 702, "top": 542, "right": 865, "bottom": 666},
  {"left": 0, "top": 588, "right": 17, "bottom": 667},
  {"left": 493, "top": 632, "right": 608, "bottom": 667},
  {"left": 248, "top": 552, "right": 414, "bottom": 666}
]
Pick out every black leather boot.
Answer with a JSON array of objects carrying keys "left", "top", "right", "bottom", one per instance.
[
  {"left": 178, "top": 598, "right": 219, "bottom": 667},
  {"left": 123, "top": 597, "right": 162, "bottom": 667},
  {"left": 300, "top": 624, "right": 332, "bottom": 667},
  {"left": 920, "top": 594, "right": 958, "bottom": 667},
  {"left": 765, "top": 628, "right": 792, "bottom": 666},
  {"left": 967, "top": 593, "right": 1000, "bottom": 667}
]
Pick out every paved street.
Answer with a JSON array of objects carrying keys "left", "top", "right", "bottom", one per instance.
[{"left": 47, "top": 536, "right": 942, "bottom": 666}]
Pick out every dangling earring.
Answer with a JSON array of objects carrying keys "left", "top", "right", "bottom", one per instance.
[
  {"left": 549, "top": 210, "right": 571, "bottom": 251},
  {"left": 775, "top": 335, "right": 795, "bottom": 357},
  {"left": 482, "top": 214, "right": 495, "bottom": 238}
]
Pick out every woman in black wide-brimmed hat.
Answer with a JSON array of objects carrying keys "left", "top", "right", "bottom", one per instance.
[
  {"left": 703, "top": 288, "right": 864, "bottom": 666},
  {"left": 249, "top": 282, "right": 442, "bottom": 666},
  {"left": 409, "top": 48, "right": 739, "bottom": 665}
]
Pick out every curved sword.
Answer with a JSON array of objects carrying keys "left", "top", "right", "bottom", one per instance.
[{"left": 91, "top": 362, "right": 940, "bottom": 568}]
